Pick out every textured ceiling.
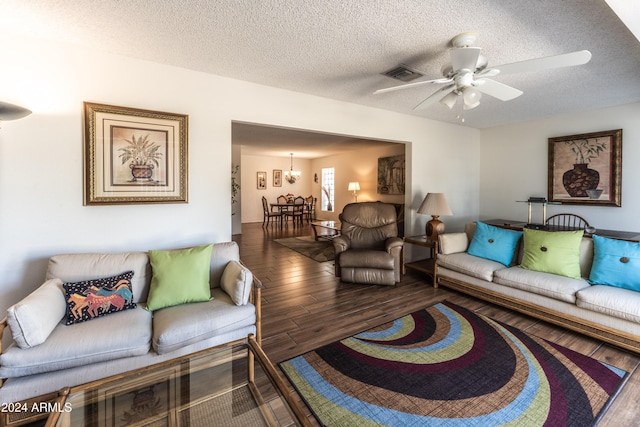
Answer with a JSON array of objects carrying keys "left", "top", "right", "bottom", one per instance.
[{"left": 1, "top": 0, "right": 639, "bottom": 153}]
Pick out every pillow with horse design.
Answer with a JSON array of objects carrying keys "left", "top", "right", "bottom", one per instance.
[{"left": 63, "top": 271, "right": 136, "bottom": 325}]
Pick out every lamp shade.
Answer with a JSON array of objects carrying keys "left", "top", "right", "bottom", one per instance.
[
  {"left": 417, "top": 193, "right": 452, "bottom": 216},
  {"left": 417, "top": 193, "right": 453, "bottom": 241},
  {"left": 347, "top": 182, "right": 360, "bottom": 192}
]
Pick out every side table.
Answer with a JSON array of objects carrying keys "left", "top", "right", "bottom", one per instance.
[{"left": 403, "top": 235, "right": 438, "bottom": 287}]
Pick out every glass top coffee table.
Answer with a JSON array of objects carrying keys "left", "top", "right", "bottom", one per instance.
[
  {"left": 48, "top": 335, "right": 310, "bottom": 427},
  {"left": 310, "top": 220, "right": 340, "bottom": 241}
]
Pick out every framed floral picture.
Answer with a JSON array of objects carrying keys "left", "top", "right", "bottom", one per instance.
[
  {"left": 83, "top": 102, "right": 188, "bottom": 205},
  {"left": 273, "top": 169, "right": 282, "bottom": 187},
  {"left": 257, "top": 171, "right": 267, "bottom": 189},
  {"left": 548, "top": 129, "right": 622, "bottom": 206}
]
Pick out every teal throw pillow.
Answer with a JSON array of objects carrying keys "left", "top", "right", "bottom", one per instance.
[
  {"left": 467, "top": 221, "right": 523, "bottom": 266},
  {"left": 146, "top": 244, "right": 213, "bottom": 311},
  {"left": 589, "top": 235, "right": 640, "bottom": 291},
  {"left": 520, "top": 228, "right": 583, "bottom": 279}
]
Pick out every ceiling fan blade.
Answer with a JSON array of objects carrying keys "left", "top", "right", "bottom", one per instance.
[
  {"left": 489, "top": 50, "right": 592, "bottom": 76},
  {"left": 373, "top": 78, "right": 452, "bottom": 95},
  {"left": 413, "top": 84, "right": 456, "bottom": 110},
  {"left": 475, "top": 79, "right": 523, "bottom": 101},
  {"left": 450, "top": 47, "right": 482, "bottom": 72}
]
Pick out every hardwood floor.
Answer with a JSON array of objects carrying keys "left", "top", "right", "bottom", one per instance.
[{"left": 234, "top": 222, "right": 640, "bottom": 426}]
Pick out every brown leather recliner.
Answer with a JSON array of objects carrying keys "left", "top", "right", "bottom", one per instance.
[{"left": 332, "top": 202, "right": 404, "bottom": 286}]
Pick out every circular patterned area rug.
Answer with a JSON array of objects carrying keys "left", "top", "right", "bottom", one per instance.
[{"left": 280, "top": 301, "right": 628, "bottom": 427}]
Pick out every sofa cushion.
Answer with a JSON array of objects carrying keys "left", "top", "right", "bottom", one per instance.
[
  {"left": 520, "top": 228, "right": 583, "bottom": 279},
  {"left": 339, "top": 249, "right": 394, "bottom": 270},
  {"left": 589, "top": 235, "right": 640, "bottom": 291},
  {"left": 436, "top": 253, "right": 506, "bottom": 282},
  {"left": 494, "top": 267, "right": 590, "bottom": 304},
  {"left": 146, "top": 244, "right": 214, "bottom": 311},
  {"left": 439, "top": 233, "right": 469, "bottom": 255},
  {"left": 6, "top": 279, "right": 66, "bottom": 349},
  {"left": 63, "top": 271, "right": 136, "bottom": 325},
  {"left": 152, "top": 288, "right": 256, "bottom": 354},
  {"left": 210, "top": 241, "right": 241, "bottom": 288},
  {"left": 576, "top": 285, "right": 640, "bottom": 324},
  {"left": 0, "top": 307, "right": 152, "bottom": 378},
  {"left": 221, "top": 260, "right": 253, "bottom": 306},
  {"left": 46, "top": 251, "right": 150, "bottom": 303},
  {"left": 467, "top": 222, "right": 522, "bottom": 266}
]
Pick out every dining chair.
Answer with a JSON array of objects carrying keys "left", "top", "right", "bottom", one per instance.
[
  {"left": 285, "top": 196, "right": 305, "bottom": 226},
  {"left": 304, "top": 195, "right": 315, "bottom": 222},
  {"left": 262, "top": 196, "right": 283, "bottom": 227},
  {"left": 545, "top": 213, "right": 590, "bottom": 230}
]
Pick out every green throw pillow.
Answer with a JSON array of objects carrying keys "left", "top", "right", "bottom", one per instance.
[
  {"left": 146, "top": 244, "right": 214, "bottom": 311},
  {"left": 520, "top": 228, "right": 583, "bottom": 279}
]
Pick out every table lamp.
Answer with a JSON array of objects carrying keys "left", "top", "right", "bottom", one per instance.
[
  {"left": 417, "top": 193, "right": 453, "bottom": 242},
  {"left": 348, "top": 182, "right": 360, "bottom": 202}
]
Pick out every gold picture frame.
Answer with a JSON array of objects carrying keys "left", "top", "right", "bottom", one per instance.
[
  {"left": 83, "top": 102, "right": 188, "bottom": 205},
  {"left": 273, "top": 169, "right": 282, "bottom": 187},
  {"left": 548, "top": 129, "right": 622, "bottom": 207},
  {"left": 257, "top": 171, "right": 267, "bottom": 189}
]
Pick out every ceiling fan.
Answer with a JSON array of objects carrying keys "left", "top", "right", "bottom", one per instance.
[{"left": 374, "top": 32, "right": 592, "bottom": 116}]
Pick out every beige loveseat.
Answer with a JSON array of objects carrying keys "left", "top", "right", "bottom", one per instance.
[
  {"left": 0, "top": 241, "right": 261, "bottom": 414},
  {"left": 436, "top": 222, "right": 640, "bottom": 353}
]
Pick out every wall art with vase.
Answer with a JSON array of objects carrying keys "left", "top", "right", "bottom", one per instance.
[
  {"left": 548, "top": 129, "right": 622, "bottom": 207},
  {"left": 83, "top": 102, "right": 188, "bottom": 205}
]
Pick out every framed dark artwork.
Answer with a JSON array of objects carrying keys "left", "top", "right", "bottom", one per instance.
[
  {"left": 377, "top": 154, "right": 405, "bottom": 195},
  {"left": 83, "top": 102, "right": 188, "bottom": 205},
  {"left": 548, "top": 129, "right": 622, "bottom": 207},
  {"left": 257, "top": 171, "right": 267, "bottom": 189},
  {"left": 273, "top": 169, "right": 282, "bottom": 187}
]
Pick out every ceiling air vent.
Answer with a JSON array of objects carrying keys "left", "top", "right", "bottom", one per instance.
[{"left": 382, "top": 65, "right": 424, "bottom": 82}]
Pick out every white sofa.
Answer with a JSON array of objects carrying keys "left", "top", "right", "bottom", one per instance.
[
  {"left": 0, "top": 241, "right": 261, "bottom": 408},
  {"left": 435, "top": 222, "right": 640, "bottom": 353}
]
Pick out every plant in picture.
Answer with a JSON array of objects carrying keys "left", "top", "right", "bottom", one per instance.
[
  {"left": 565, "top": 138, "right": 607, "bottom": 164},
  {"left": 118, "top": 134, "right": 163, "bottom": 182},
  {"left": 562, "top": 137, "right": 606, "bottom": 197},
  {"left": 322, "top": 186, "right": 332, "bottom": 211},
  {"left": 231, "top": 164, "right": 240, "bottom": 214}
]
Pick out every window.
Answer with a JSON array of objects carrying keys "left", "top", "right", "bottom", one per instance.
[{"left": 321, "top": 168, "right": 334, "bottom": 212}]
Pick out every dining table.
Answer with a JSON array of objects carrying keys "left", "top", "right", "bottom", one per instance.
[{"left": 271, "top": 200, "right": 312, "bottom": 224}]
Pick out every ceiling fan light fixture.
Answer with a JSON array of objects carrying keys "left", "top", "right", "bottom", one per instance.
[
  {"left": 440, "top": 91, "right": 459, "bottom": 109},
  {"left": 463, "top": 88, "right": 482, "bottom": 109}
]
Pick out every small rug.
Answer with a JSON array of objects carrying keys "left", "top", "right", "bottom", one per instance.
[
  {"left": 275, "top": 236, "right": 335, "bottom": 262},
  {"left": 280, "top": 301, "right": 628, "bottom": 427}
]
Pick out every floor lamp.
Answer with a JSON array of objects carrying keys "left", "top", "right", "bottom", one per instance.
[{"left": 417, "top": 193, "right": 453, "bottom": 242}]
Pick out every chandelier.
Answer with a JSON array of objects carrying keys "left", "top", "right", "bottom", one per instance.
[{"left": 284, "top": 153, "right": 301, "bottom": 184}]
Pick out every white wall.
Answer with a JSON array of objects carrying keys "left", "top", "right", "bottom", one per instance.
[
  {"left": 480, "top": 103, "right": 640, "bottom": 231},
  {"left": 0, "top": 32, "right": 480, "bottom": 323}
]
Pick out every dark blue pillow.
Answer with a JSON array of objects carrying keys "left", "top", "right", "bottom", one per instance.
[
  {"left": 63, "top": 271, "right": 136, "bottom": 325},
  {"left": 468, "top": 222, "right": 523, "bottom": 266},
  {"left": 589, "top": 235, "right": 640, "bottom": 291}
]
